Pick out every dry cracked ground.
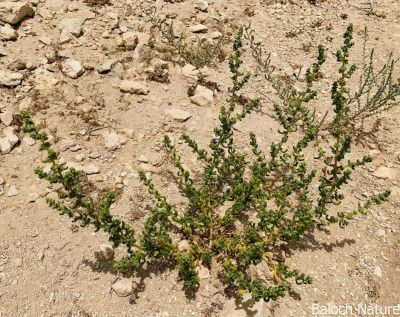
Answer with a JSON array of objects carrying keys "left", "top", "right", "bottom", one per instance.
[{"left": 0, "top": 0, "right": 399, "bottom": 316}]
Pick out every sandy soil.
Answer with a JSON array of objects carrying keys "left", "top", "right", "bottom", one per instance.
[{"left": 0, "top": 0, "right": 399, "bottom": 316}]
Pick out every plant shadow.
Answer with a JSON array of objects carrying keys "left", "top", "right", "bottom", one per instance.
[{"left": 82, "top": 255, "right": 198, "bottom": 302}]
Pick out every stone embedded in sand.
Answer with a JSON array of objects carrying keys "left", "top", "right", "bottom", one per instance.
[
  {"left": 119, "top": 80, "right": 149, "bottom": 95},
  {"left": 0, "top": 127, "right": 19, "bottom": 154},
  {"left": 373, "top": 265, "right": 383, "bottom": 278},
  {"left": 181, "top": 64, "right": 199, "bottom": 81},
  {"left": 28, "top": 193, "right": 39, "bottom": 203},
  {"left": 0, "top": 2, "right": 34, "bottom": 25},
  {"left": 189, "top": 24, "right": 208, "bottom": 33},
  {"left": 210, "top": 31, "right": 223, "bottom": 39},
  {"left": 197, "top": 265, "right": 210, "bottom": 279},
  {"left": 138, "top": 155, "right": 149, "bottom": 163},
  {"left": 0, "top": 138, "right": 12, "bottom": 154},
  {"left": 122, "top": 32, "right": 139, "bottom": 51},
  {"left": 61, "top": 59, "right": 84, "bottom": 79},
  {"left": 84, "top": 164, "right": 100, "bottom": 175},
  {"left": 374, "top": 166, "right": 397, "bottom": 180},
  {"left": 6, "top": 185, "right": 19, "bottom": 197},
  {"left": 0, "top": 70, "right": 23, "bottom": 87},
  {"left": 98, "top": 59, "right": 117, "bottom": 74},
  {"left": 0, "top": 24, "right": 18, "bottom": 41},
  {"left": 166, "top": 108, "right": 192, "bottom": 122},
  {"left": 103, "top": 131, "right": 127, "bottom": 151},
  {"left": 74, "top": 153, "right": 85, "bottom": 162},
  {"left": 58, "top": 17, "right": 82, "bottom": 37},
  {"left": 195, "top": 0, "right": 209, "bottom": 12},
  {"left": 0, "top": 110, "right": 13, "bottom": 127},
  {"left": 0, "top": 45, "right": 8, "bottom": 57},
  {"left": 59, "top": 29, "right": 75, "bottom": 44},
  {"left": 112, "top": 279, "right": 132, "bottom": 297},
  {"left": 190, "top": 85, "right": 214, "bottom": 107},
  {"left": 33, "top": 68, "right": 59, "bottom": 87}
]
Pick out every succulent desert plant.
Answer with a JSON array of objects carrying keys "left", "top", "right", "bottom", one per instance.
[{"left": 21, "top": 25, "right": 392, "bottom": 302}]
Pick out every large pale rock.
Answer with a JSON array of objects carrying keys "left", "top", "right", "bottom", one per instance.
[
  {"left": 374, "top": 166, "right": 397, "bottom": 180},
  {"left": 84, "top": 164, "right": 100, "bottom": 175},
  {"left": 0, "top": 45, "right": 8, "bottom": 57},
  {"left": 181, "top": 64, "right": 199, "bottom": 81},
  {"left": 59, "top": 29, "right": 75, "bottom": 44},
  {"left": 61, "top": 59, "right": 84, "bottom": 79},
  {"left": 195, "top": 0, "right": 209, "bottom": 12},
  {"left": 0, "top": 70, "right": 23, "bottom": 87},
  {"left": 197, "top": 265, "right": 210, "bottom": 279},
  {"left": 103, "top": 131, "right": 127, "bottom": 151},
  {"left": 0, "top": 127, "right": 19, "bottom": 154},
  {"left": 138, "top": 155, "right": 149, "bottom": 163},
  {"left": 75, "top": 8, "right": 96, "bottom": 24},
  {"left": 6, "top": 185, "right": 19, "bottom": 197},
  {"left": 0, "top": 2, "right": 34, "bottom": 25},
  {"left": 33, "top": 68, "right": 59, "bottom": 88},
  {"left": 0, "top": 24, "right": 18, "bottom": 41},
  {"left": 122, "top": 32, "right": 138, "bottom": 51},
  {"left": 58, "top": 17, "right": 82, "bottom": 37},
  {"left": 190, "top": 85, "right": 213, "bottom": 107},
  {"left": 210, "top": 31, "right": 223, "bottom": 39},
  {"left": 189, "top": 24, "right": 208, "bottom": 33},
  {"left": 64, "top": 162, "right": 97, "bottom": 174},
  {"left": 112, "top": 279, "right": 132, "bottom": 297},
  {"left": 98, "top": 59, "right": 117, "bottom": 74},
  {"left": 119, "top": 80, "right": 149, "bottom": 95},
  {"left": 0, "top": 110, "right": 13, "bottom": 126},
  {"left": 166, "top": 108, "right": 192, "bottom": 122},
  {"left": 0, "top": 138, "right": 12, "bottom": 154}
]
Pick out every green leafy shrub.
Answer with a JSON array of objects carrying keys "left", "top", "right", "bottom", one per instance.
[{"left": 21, "top": 25, "right": 392, "bottom": 302}]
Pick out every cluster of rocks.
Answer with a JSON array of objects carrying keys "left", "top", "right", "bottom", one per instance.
[
  {"left": 0, "top": 2, "right": 34, "bottom": 40},
  {"left": 0, "top": 2, "right": 34, "bottom": 90}
]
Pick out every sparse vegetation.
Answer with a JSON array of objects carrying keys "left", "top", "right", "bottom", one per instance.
[
  {"left": 343, "top": 28, "right": 399, "bottom": 141},
  {"left": 358, "top": 0, "right": 387, "bottom": 18},
  {"left": 245, "top": 25, "right": 400, "bottom": 144},
  {"left": 144, "top": 6, "right": 224, "bottom": 69},
  {"left": 21, "top": 25, "right": 394, "bottom": 303}
]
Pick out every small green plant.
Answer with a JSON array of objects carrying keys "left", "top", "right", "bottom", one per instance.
[
  {"left": 21, "top": 25, "right": 391, "bottom": 302},
  {"left": 144, "top": 6, "right": 223, "bottom": 69}
]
